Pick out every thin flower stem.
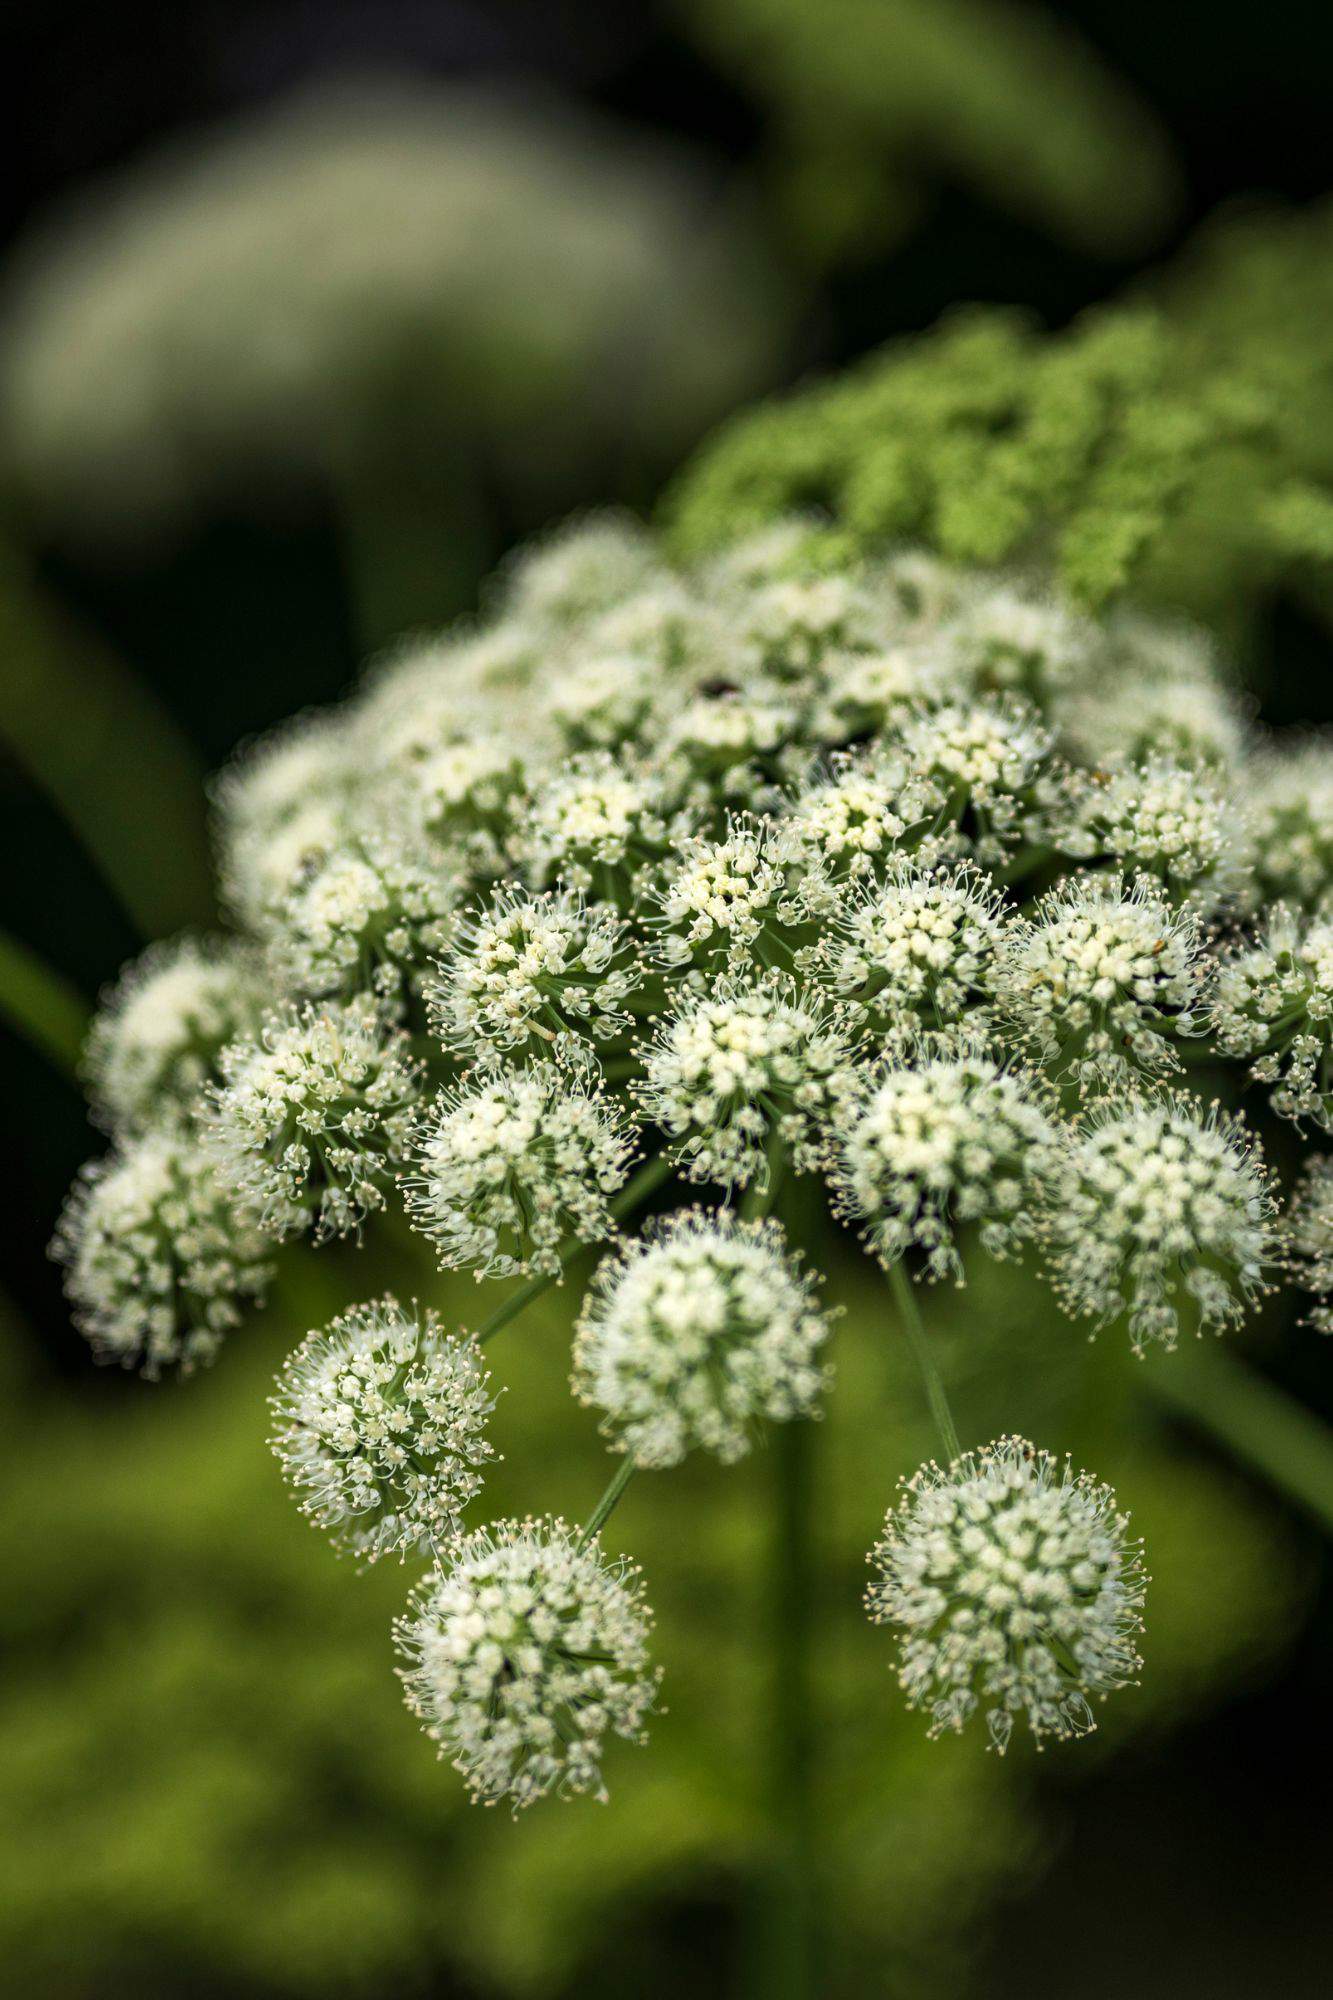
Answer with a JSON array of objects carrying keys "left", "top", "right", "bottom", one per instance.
[
  {"left": 576, "top": 1455, "right": 637, "bottom": 1549},
  {"left": 888, "top": 1260, "right": 962, "bottom": 1464},
  {"left": 474, "top": 1151, "right": 673, "bottom": 1345}
]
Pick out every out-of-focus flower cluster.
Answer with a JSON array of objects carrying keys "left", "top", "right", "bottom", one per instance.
[{"left": 53, "top": 512, "right": 1332, "bottom": 1805}]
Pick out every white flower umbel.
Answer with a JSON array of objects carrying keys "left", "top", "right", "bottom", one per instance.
[
  {"left": 270, "top": 1297, "right": 496, "bottom": 1561},
  {"left": 1044, "top": 1093, "right": 1279, "bottom": 1352},
  {"left": 395, "top": 1516, "right": 660, "bottom": 1809},
  {"left": 394, "top": 732, "right": 530, "bottom": 881},
  {"left": 778, "top": 748, "right": 949, "bottom": 903},
  {"left": 213, "top": 711, "right": 353, "bottom": 929},
  {"left": 545, "top": 650, "right": 663, "bottom": 754},
  {"left": 502, "top": 515, "right": 664, "bottom": 633},
  {"left": 428, "top": 887, "right": 642, "bottom": 1066},
  {"left": 996, "top": 873, "right": 1208, "bottom": 1091},
  {"left": 572, "top": 1210, "right": 834, "bottom": 1467},
  {"left": 654, "top": 679, "right": 803, "bottom": 809},
  {"left": 1288, "top": 1155, "right": 1333, "bottom": 1335},
  {"left": 516, "top": 752, "right": 679, "bottom": 900},
  {"left": 405, "top": 1063, "right": 636, "bottom": 1280},
  {"left": 944, "top": 584, "right": 1094, "bottom": 704},
  {"left": 1210, "top": 905, "right": 1333, "bottom": 1129},
  {"left": 733, "top": 573, "right": 889, "bottom": 682},
  {"left": 84, "top": 933, "right": 265, "bottom": 1134},
  {"left": 273, "top": 833, "right": 457, "bottom": 1002},
  {"left": 1246, "top": 736, "right": 1333, "bottom": 909},
  {"left": 896, "top": 695, "right": 1054, "bottom": 864},
  {"left": 51, "top": 1127, "right": 271, "bottom": 1376},
  {"left": 650, "top": 815, "right": 795, "bottom": 973},
  {"left": 1055, "top": 660, "right": 1248, "bottom": 773},
  {"left": 832, "top": 1053, "right": 1059, "bottom": 1280},
  {"left": 639, "top": 971, "right": 858, "bottom": 1189},
  {"left": 1059, "top": 754, "right": 1241, "bottom": 909},
  {"left": 208, "top": 997, "right": 420, "bottom": 1240},
  {"left": 813, "top": 859, "right": 1008, "bottom": 1044},
  {"left": 867, "top": 1437, "right": 1145, "bottom": 1752},
  {"left": 817, "top": 642, "right": 957, "bottom": 742}
]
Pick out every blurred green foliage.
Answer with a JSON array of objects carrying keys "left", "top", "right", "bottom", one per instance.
[{"left": 664, "top": 200, "right": 1333, "bottom": 636}]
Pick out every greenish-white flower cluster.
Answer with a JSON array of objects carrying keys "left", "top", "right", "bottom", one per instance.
[{"left": 55, "top": 512, "right": 1331, "bottom": 1807}]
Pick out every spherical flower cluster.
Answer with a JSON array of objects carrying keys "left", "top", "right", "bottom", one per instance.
[
  {"left": 651, "top": 817, "right": 794, "bottom": 972},
  {"left": 656, "top": 680, "right": 803, "bottom": 808},
  {"left": 996, "top": 874, "right": 1207, "bottom": 1090},
  {"left": 1246, "top": 737, "right": 1333, "bottom": 908},
  {"left": 639, "top": 973, "right": 858, "bottom": 1187},
  {"left": 213, "top": 712, "right": 352, "bottom": 930},
  {"left": 945, "top": 586, "right": 1094, "bottom": 703},
  {"left": 778, "top": 748, "right": 947, "bottom": 901},
  {"left": 516, "top": 754, "right": 678, "bottom": 898},
  {"left": 395, "top": 1517, "right": 660, "bottom": 1809},
  {"left": 1059, "top": 754, "right": 1239, "bottom": 908},
  {"left": 50, "top": 1127, "right": 271, "bottom": 1375},
  {"left": 813, "top": 860, "right": 1007, "bottom": 1044},
  {"left": 1054, "top": 656, "right": 1248, "bottom": 772},
  {"left": 504, "top": 515, "right": 663, "bottom": 633},
  {"left": 429, "top": 888, "right": 642, "bottom": 1065},
  {"left": 1210, "top": 906, "right": 1333, "bottom": 1128},
  {"left": 831, "top": 1054, "right": 1059, "bottom": 1279},
  {"left": 391, "top": 732, "right": 529, "bottom": 880},
  {"left": 84, "top": 933, "right": 265, "bottom": 1133},
  {"left": 405, "top": 1064, "right": 636, "bottom": 1279},
  {"left": 867, "top": 1437, "right": 1145, "bottom": 1751},
  {"left": 898, "top": 696, "right": 1051, "bottom": 812},
  {"left": 208, "top": 998, "right": 420, "bottom": 1240},
  {"left": 274, "top": 834, "right": 457, "bottom": 1001},
  {"left": 1287, "top": 1155, "right": 1333, "bottom": 1334},
  {"left": 270, "top": 1298, "right": 496, "bottom": 1561},
  {"left": 734, "top": 573, "right": 889, "bottom": 680},
  {"left": 1043, "top": 1094, "right": 1279, "bottom": 1351},
  {"left": 572, "top": 1210, "right": 834, "bottom": 1466}
]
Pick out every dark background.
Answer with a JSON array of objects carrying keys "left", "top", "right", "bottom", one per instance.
[{"left": 5, "top": 5, "right": 1332, "bottom": 1994}]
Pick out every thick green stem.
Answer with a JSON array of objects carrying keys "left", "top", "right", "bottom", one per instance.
[
  {"left": 0, "top": 930, "right": 89, "bottom": 1081},
  {"left": 1142, "top": 1342, "right": 1333, "bottom": 1534},
  {"left": 475, "top": 1151, "right": 673, "bottom": 1345},
  {"left": 576, "top": 1455, "right": 637, "bottom": 1549},
  {"left": 888, "top": 1260, "right": 962, "bottom": 1463}
]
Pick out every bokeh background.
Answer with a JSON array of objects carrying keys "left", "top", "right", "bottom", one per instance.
[{"left": 4, "top": 4, "right": 1332, "bottom": 1995}]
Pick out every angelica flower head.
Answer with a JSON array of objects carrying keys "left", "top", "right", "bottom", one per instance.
[
  {"left": 639, "top": 971, "right": 859, "bottom": 1188},
  {"left": 572, "top": 1209, "right": 835, "bottom": 1467},
  {"left": 84, "top": 933, "right": 265, "bottom": 1134},
  {"left": 516, "top": 752, "right": 680, "bottom": 899},
  {"left": 817, "top": 641, "right": 958, "bottom": 740},
  {"left": 813, "top": 859, "right": 1008, "bottom": 1044},
  {"left": 208, "top": 997, "right": 420, "bottom": 1240},
  {"left": 1055, "top": 662, "right": 1248, "bottom": 772},
  {"left": 867, "top": 1437, "right": 1146, "bottom": 1752},
  {"left": 502, "top": 514, "right": 663, "bottom": 633},
  {"left": 1246, "top": 736, "right": 1333, "bottom": 909},
  {"left": 50, "top": 1126, "right": 271, "bottom": 1376},
  {"left": 1043, "top": 1092, "right": 1279, "bottom": 1352},
  {"left": 1287, "top": 1155, "right": 1333, "bottom": 1334},
  {"left": 428, "top": 887, "right": 642, "bottom": 1067},
  {"left": 654, "top": 678, "right": 804, "bottom": 810},
  {"left": 1210, "top": 905, "right": 1333, "bottom": 1129},
  {"left": 273, "top": 831, "right": 457, "bottom": 1002},
  {"left": 270, "top": 1297, "right": 496, "bottom": 1562},
  {"left": 895, "top": 695, "right": 1055, "bottom": 864},
  {"left": 996, "top": 873, "right": 1208, "bottom": 1091},
  {"left": 395, "top": 1516, "right": 660, "bottom": 1809},
  {"left": 1059, "top": 754, "right": 1241, "bottom": 908},
  {"left": 778, "top": 748, "right": 949, "bottom": 902},
  {"left": 390, "top": 731, "right": 531, "bottom": 877},
  {"left": 212, "top": 711, "right": 352, "bottom": 928},
  {"left": 404, "top": 1063, "right": 636, "bottom": 1280},
  {"left": 831, "top": 1053, "right": 1059, "bottom": 1280},
  {"left": 733, "top": 572, "right": 889, "bottom": 681},
  {"left": 944, "top": 584, "right": 1094, "bottom": 704},
  {"left": 545, "top": 650, "right": 663, "bottom": 753},
  {"left": 650, "top": 815, "right": 795, "bottom": 973}
]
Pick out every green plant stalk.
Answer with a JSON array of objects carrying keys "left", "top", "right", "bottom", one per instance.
[
  {"left": 0, "top": 929, "right": 89, "bottom": 1081},
  {"left": 1142, "top": 1341, "right": 1333, "bottom": 1534},
  {"left": 888, "top": 1260, "right": 963, "bottom": 1463},
  {"left": 576, "top": 1455, "right": 637, "bottom": 1549},
  {"left": 475, "top": 1151, "right": 673, "bottom": 1346}
]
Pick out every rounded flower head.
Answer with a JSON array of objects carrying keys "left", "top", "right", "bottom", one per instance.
[
  {"left": 270, "top": 1297, "right": 496, "bottom": 1561},
  {"left": 650, "top": 815, "right": 795, "bottom": 973},
  {"left": 84, "top": 933, "right": 265, "bottom": 1134},
  {"left": 273, "top": 832, "right": 457, "bottom": 1002},
  {"left": 208, "top": 998, "right": 420, "bottom": 1240},
  {"left": 778, "top": 748, "right": 948, "bottom": 906},
  {"left": 392, "top": 731, "right": 530, "bottom": 879},
  {"left": 1210, "top": 905, "right": 1333, "bottom": 1129},
  {"left": 995, "top": 874, "right": 1208, "bottom": 1091},
  {"left": 516, "top": 752, "right": 679, "bottom": 899},
  {"left": 545, "top": 650, "right": 662, "bottom": 754},
  {"left": 1287, "top": 1155, "right": 1333, "bottom": 1334},
  {"left": 395, "top": 1517, "right": 660, "bottom": 1809},
  {"left": 1043, "top": 1093, "right": 1279, "bottom": 1352},
  {"left": 817, "top": 642, "right": 955, "bottom": 741},
  {"left": 654, "top": 679, "right": 803, "bottom": 809},
  {"left": 944, "top": 585, "right": 1093, "bottom": 704},
  {"left": 503, "top": 515, "right": 663, "bottom": 632},
  {"left": 733, "top": 573, "right": 888, "bottom": 681},
  {"left": 51, "top": 1127, "right": 271, "bottom": 1376},
  {"left": 213, "top": 712, "right": 352, "bottom": 929},
  {"left": 813, "top": 859, "right": 1008, "bottom": 1044},
  {"left": 572, "top": 1210, "right": 835, "bottom": 1467},
  {"left": 1059, "top": 755, "right": 1241, "bottom": 908},
  {"left": 896, "top": 696, "right": 1054, "bottom": 865},
  {"left": 1056, "top": 662, "right": 1247, "bottom": 773},
  {"left": 867, "top": 1437, "right": 1146, "bottom": 1752},
  {"left": 832, "top": 1054, "right": 1059, "bottom": 1280},
  {"left": 639, "top": 972, "right": 858, "bottom": 1188},
  {"left": 404, "top": 1063, "right": 636, "bottom": 1280},
  {"left": 429, "top": 887, "right": 642, "bottom": 1066},
  {"left": 1246, "top": 738, "right": 1333, "bottom": 909}
]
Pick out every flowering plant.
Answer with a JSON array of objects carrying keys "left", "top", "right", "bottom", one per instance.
[{"left": 55, "top": 512, "right": 1333, "bottom": 1823}]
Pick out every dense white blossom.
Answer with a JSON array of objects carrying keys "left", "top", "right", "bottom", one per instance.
[
  {"left": 50, "top": 1127, "right": 271, "bottom": 1375},
  {"left": 944, "top": 585, "right": 1094, "bottom": 703},
  {"left": 1287, "top": 1155, "right": 1333, "bottom": 1334},
  {"left": 831, "top": 1054, "right": 1059, "bottom": 1279},
  {"left": 897, "top": 696, "right": 1054, "bottom": 862},
  {"left": 270, "top": 1297, "right": 496, "bottom": 1561},
  {"left": 396, "top": 1517, "right": 659, "bottom": 1808},
  {"left": 273, "top": 833, "right": 457, "bottom": 1001},
  {"left": 572, "top": 1210, "right": 834, "bottom": 1466},
  {"left": 639, "top": 972, "right": 858, "bottom": 1188},
  {"left": 867, "top": 1438, "right": 1145, "bottom": 1751},
  {"left": 813, "top": 859, "right": 1008, "bottom": 1043},
  {"left": 778, "top": 748, "right": 948, "bottom": 904},
  {"left": 517, "top": 753, "right": 680, "bottom": 899},
  {"left": 1043, "top": 1094, "right": 1279, "bottom": 1351},
  {"left": 404, "top": 1063, "right": 636, "bottom": 1279},
  {"left": 84, "top": 933, "right": 265, "bottom": 1133},
  {"left": 502, "top": 516, "right": 664, "bottom": 633},
  {"left": 208, "top": 998, "right": 420, "bottom": 1240},
  {"left": 212, "top": 712, "right": 353, "bottom": 930},
  {"left": 1246, "top": 737, "right": 1333, "bottom": 909},
  {"left": 650, "top": 816, "right": 797, "bottom": 972},
  {"left": 1210, "top": 906, "right": 1333, "bottom": 1128},
  {"left": 1058, "top": 755, "right": 1241, "bottom": 908}
]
